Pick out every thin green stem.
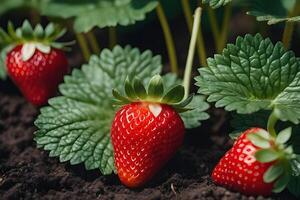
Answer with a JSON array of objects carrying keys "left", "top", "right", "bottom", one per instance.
[
  {"left": 75, "top": 33, "right": 91, "bottom": 62},
  {"left": 181, "top": 0, "right": 193, "bottom": 32},
  {"left": 207, "top": 6, "right": 220, "bottom": 51},
  {"left": 267, "top": 111, "right": 279, "bottom": 137},
  {"left": 282, "top": 22, "right": 295, "bottom": 49},
  {"left": 218, "top": 3, "right": 232, "bottom": 53},
  {"left": 183, "top": 7, "right": 202, "bottom": 99},
  {"left": 156, "top": 2, "right": 178, "bottom": 74},
  {"left": 109, "top": 27, "right": 117, "bottom": 49},
  {"left": 282, "top": 1, "right": 300, "bottom": 49},
  {"left": 198, "top": 22, "right": 207, "bottom": 67},
  {"left": 86, "top": 31, "right": 100, "bottom": 54},
  {"left": 181, "top": 0, "right": 207, "bottom": 66}
]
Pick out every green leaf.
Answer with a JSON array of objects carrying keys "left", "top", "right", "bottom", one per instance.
[
  {"left": 201, "top": 0, "right": 232, "bottom": 9},
  {"left": 288, "top": 175, "right": 300, "bottom": 197},
  {"left": 34, "top": 24, "right": 45, "bottom": 39},
  {"left": 162, "top": 85, "right": 185, "bottom": 104},
  {"left": 124, "top": 78, "right": 137, "bottom": 100},
  {"left": 112, "top": 89, "right": 130, "bottom": 103},
  {"left": 34, "top": 45, "right": 162, "bottom": 175},
  {"left": 263, "top": 164, "right": 284, "bottom": 183},
  {"left": 0, "top": 50, "right": 7, "bottom": 80},
  {"left": 0, "top": 0, "right": 49, "bottom": 16},
  {"left": 41, "top": 0, "right": 158, "bottom": 33},
  {"left": 247, "top": 133, "right": 271, "bottom": 149},
  {"left": 231, "top": 111, "right": 300, "bottom": 154},
  {"left": 21, "top": 20, "right": 33, "bottom": 38},
  {"left": 179, "top": 95, "right": 210, "bottom": 129},
  {"left": 147, "top": 74, "right": 164, "bottom": 100},
  {"left": 0, "top": 46, "right": 11, "bottom": 80},
  {"left": 255, "top": 149, "right": 279, "bottom": 163},
  {"left": 273, "top": 173, "right": 290, "bottom": 193},
  {"left": 247, "top": 0, "right": 300, "bottom": 25},
  {"left": 133, "top": 78, "right": 147, "bottom": 99},
  {"left": 196, "top": 33, "right": 300, "bottom": 124},
  {"left": 276, "top": 127, "right": 292, "bottom": 144}
]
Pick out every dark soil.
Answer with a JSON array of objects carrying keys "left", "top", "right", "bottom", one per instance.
[{"left": 0, "top": 81, "right": 297, "bottom": 200}]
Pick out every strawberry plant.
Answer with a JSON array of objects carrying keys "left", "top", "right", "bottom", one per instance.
[
  {"left": 33, "top": 7, "right": 209, "bottom": 185},
  {"left": 196, "top": 33, "right": 300, "bottom": 196},
  {"left": 2, "top": 0, "right": 300, "bottom": 199}
]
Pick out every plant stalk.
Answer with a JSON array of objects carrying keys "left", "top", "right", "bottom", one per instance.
[
  {"left": 218, "top": 3, "right": 232, "bottom": 53},
  {"left": 207, "top": 6, "right": 220, "bottom": 51},
  {"left": 282, "top": 22, "right": 294, "bottom": 49},
  {"left": 181, "top": 0, "right": 207, "bottom": 66},
  {"left": 282, "top": 1, "right": 300, "bottom": 49},
  {"left": 86, "top": 31, "right": 100, "bottom": 54},
  {"left": 109, "top": 27, "right": 117, "bottom": 49},
  {"left": 267, "top": 111, "right": 278, "bottom": 137},
  {"left": 75, "top": 33, "right": 91, "bottom": 62},
  {"left": 156, "top": 2, "right": 179, "bottom": 74},
  {"left": 183, "top": 7, "right": 202, "bottom": 99}
]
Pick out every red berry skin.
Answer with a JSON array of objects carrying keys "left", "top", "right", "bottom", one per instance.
[
  {"left": 212, "top": 128, "right": 274, "bottom": 196},
  {"left": 111, "top": 102, "right": 185, "bottom": 188},
  {"left": 6, "top": 45, "right": 69, "bottom": 106}
]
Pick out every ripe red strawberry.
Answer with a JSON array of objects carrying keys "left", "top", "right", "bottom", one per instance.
[
  {"left": 212, "top": 127, "right": 296, "bottom": 196},
  {"left": 6, "top": 45, "right": 68, "bottom": 105},
  {"left": 111, "top": 75, "right": 193, "bottom": 187},
  {"left": 111, "top": 102, "right": 184, "bottom": 187},
  {"left": 0, "top": 20, "right": 71, "bottom": 106}
]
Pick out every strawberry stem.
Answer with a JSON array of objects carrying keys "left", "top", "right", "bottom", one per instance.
[
  {"left": 86, "top": 31, "right": 100, "bottom": 54},
  {"left": 181, "top": 0, "right": 207, "bottom": 66},
  {"left": 156, "top": 2, "right": 178, "bottom": 74},
  {"left": 282, "top": 0, "right": 300, "bottom": 49},
  {"left": 109, "top": 27, "right": 117, "bottom": 49},
  {"left": 183, "top": 7, "right": 202, "bottom": 99},
  {"left": 206, "top": 6, "right": 220, "bottom": 52},
  {"left": 75, "top": 33, "right": 91, "bottom": 61},
  {"left": 267, "top": 111, "right": 279, "bottom": 137},
  {"left": 218, "top": 3, "right": 232, "bottom": 53}
]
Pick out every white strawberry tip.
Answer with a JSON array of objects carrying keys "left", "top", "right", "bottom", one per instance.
[
  {"left": 148, "top": 104, "right": 162, "bottom": 117},
  {"left": 21, "top": 42, "right": 51, "bottom": 61}
]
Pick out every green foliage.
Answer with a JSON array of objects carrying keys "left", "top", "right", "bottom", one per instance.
[
  {"left": 255, "top": 149, "right": 279, "bottom": 163},
  {"left": 230, "top": 111, "right": 300, "bottom": 154},
  {"left": 0, "top": 0, "right": 48, "bottom": 15},
  {"left": 288, "top": 175, "right": 300, "bottom": 197},
  {"left": 196, "top": 33, "right": 300, "bottom": 124},
  {"left": 247, "top": 132, "right": 271, "bottom": 148},
  {"left": 201, "top": 0, "right": 232, "bottom": 9},
  {"left": 35, "top": 46, "right": 161, "bottom": 174},
  {"left": 41, "top": 0, "right": 158, "bottom": 33},
  {"left": 247, "top": 0, "right": 300, "bottom": 25},
  {"left": 180, "top": 95, "right": 210, "bottom": 129},
  {"left": 0, "top": 49, "right": 7, "bottom": 80},
  {"left": 35, "top": 45, "right": 209, "bottom": 174},
  {"left": 113, "top": 75, "right": 197, "bottom": 113},
  {"left": 0, "top": 20, "right": 69, "bottom": 50},
  {"left": 263, "top": 164, "right": 284, "bottom": 183}
]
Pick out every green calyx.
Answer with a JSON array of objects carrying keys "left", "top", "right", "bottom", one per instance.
[
  {"left": 112, "top": 74, "right": 194, "bottom": 113},
  {"left": 0, "top": 20, "right": 73, "bottom": 50},
  {"left": 247, "top": 128, "right": 297, "bottom": 193}
]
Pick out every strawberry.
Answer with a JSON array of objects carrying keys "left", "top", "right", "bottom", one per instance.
[
  {"left": 111, "top": 75, "right": 193, "bottom": 187},
  {"left": 212, "top": 127, "right": 296, "bottom": 196},
  {"left": 0, "top": 20, "right": 71, "bottom": 106}
]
